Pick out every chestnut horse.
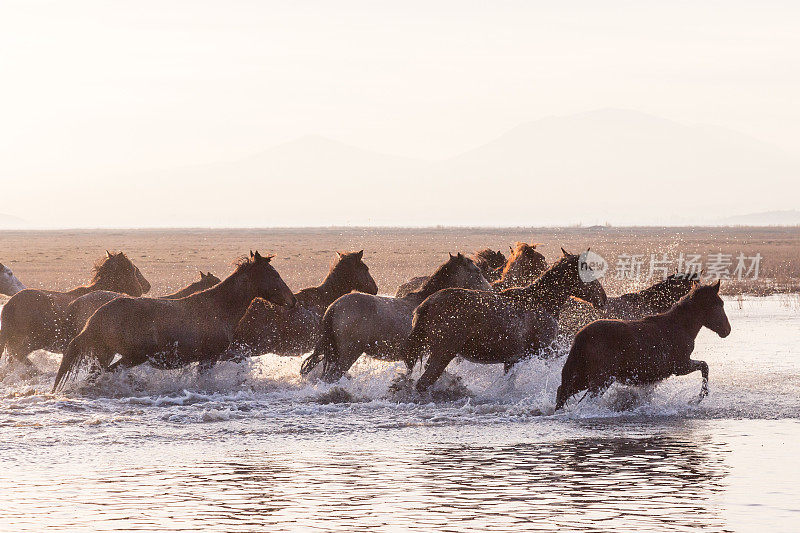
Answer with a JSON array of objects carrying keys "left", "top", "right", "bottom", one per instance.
[
  {"left": 555, "top": 281, "right": 731, "bottom": 410},
  {"left": 53, "top": 252, "right": 295, "bottom": 391},
  {"left": 300, "top": 253, "right": 491, "bottom": 382},
  {"left": 559, "top": 273, "right": 699, "bottom": 337},
  {"left": 63, "top": 271, "right": 221, "bottom": 343},
  {"left": 0, "top": 262, "right": 25, "bottom": 297},
  {"left": 226, "top": 251, "right": 378, "bottom": 358},
  {"left": 0, "top": 251, "right": 150, "bottom": 367},
  {"left": 405, "top": 249, "right": 607, "bottom": 392},
  {"left": 490, "top": 242, "right": 548, "bottom": 291}
]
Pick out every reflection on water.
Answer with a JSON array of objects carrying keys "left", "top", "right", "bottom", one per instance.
[{"left": 1, "top": 427, "right": 735, "bottom": 532}]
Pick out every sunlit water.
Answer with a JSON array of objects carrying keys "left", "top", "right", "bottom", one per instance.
[{"left": 1, "top": 296, "right": 799, "bottom": 531}]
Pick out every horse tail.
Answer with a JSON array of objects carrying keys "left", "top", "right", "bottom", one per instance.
[
  {"left": 52, "top": 334, "right": 88, "bottom": 393},
  {"left": 300, "top": 307, "right": 337, "bottom": 376},
  {"left": 404, "top": 300, "right": 431, "bottom": 371}
]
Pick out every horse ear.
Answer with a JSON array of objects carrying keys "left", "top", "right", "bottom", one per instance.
[
  {"left": 356, "top": 250, "right": 364, "bottom": 260},
  {"left": 509, "top": 245, "right": 514, "bottom": 253},
  {"left": 449, "top": 253, "right": 455, "bottom": 259},
  {"left": 561, "top": 247, "right": 570, "bottom": 257},
  {"left": 254, "top": 251, "right": 263, "bottom": 260},
  {"left": 199, "top": 270, "right": 204, "bottom": 279},
  {"left": 713, "top": 279, "right": 721, "bottom": 292},
  {"left": 250, "top": 250, "right": 255, "bottom": 258},
  {"left": 336, "top": 251, "right": 343, "bottom": 259},
  {"left": 107, "top": 250, "right": 113, "bottom": 258}
]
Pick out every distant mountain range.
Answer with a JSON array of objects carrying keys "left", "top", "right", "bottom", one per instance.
[
  {"left": 719, "top": 210, "right": 800, "bottom": 226},
  {"left": 0, "top": 213, "right": 27, "bottom": 229},
  {"left": 9, "top": 108, "right": 800, "bottom": 227}
]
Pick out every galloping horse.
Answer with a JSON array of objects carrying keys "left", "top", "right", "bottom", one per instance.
[
  {"left": 559, "top": 273, "right": 699, "bottom": 337},
  {"left": 394, "top": 243, "right": 544, "bottom": 298},
  {"left": 300, "top": 253, "right": 491, "bottom": 382},
  {"left": 0, "top": 252, "right": 150, "bottom": 367},
  {"left": 53, "top": 251, "right": 295, "bottom": 391},
  {"left": 0, "top": 262, "right": 25, "bottom": 297},
  {"left": 490, "top": 242, "right": 548, "bottom": 291},
  {"left": 63, "top": 271, "right": 221, "bottom": 342},
  {"left": 227, "top": 251, "right": 378, "bottom": 358},
  {"left": 405, "top": 249, "right": 607, "bottom": 392},
  {"left": 555, "top": 281, "right": 730, "bottom": 410}
]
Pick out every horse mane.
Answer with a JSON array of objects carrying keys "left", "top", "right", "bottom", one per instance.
[
  {"left": 660, "top": 283, "right": 716, "bottom": 317},
  {"left": 233, "top": 253, "right": 275, "bottom": 273},
  {"left": 413, "top": 255, "right": 465, "bottom": 296}
]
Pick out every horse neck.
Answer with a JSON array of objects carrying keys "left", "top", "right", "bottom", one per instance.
[
  {"left": 316, "top": 267, "right": 356, "bottom": 306},
  {"left": 195, "top": 273, "right": 258, "bottom": 327},
  {"left": 163, "top": 282, "right": 200, "bottom": 299},
  {"left": 518, "top": 267, "right": 573, "bottom": 317},
  {"left": 402, "top": 269, "right": 456, "bottom": 305},
  {"left": 662, "top": 297, "right": 705, "bottom": 338},
  {"left": 65, "top": 285, "right": 96, "bottom": 298}
]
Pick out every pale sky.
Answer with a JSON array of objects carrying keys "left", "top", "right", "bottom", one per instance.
[{"left": 1, "top": 1, "right": 799, "bottom": 227}]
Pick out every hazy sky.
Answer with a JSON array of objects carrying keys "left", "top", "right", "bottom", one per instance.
[{"left": 1, "top": 1, "right": 799, "bottom": 227}]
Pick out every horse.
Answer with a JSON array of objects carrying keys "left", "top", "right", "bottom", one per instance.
[
  {"left": 226, "top": 250, "right": 378, "bottom": 358},
  {"left": 0, "top": 262, "right": 26, "bottom": 297},
  {"left": 559, "top": 273, "right": 700, "bottom": 337},
  {"left": 404, "top": 249, "right": 607, "bottom": 393},
  {"left": 490, "top": 242, "right": 548, "bottom": 291},
  {"left": 0, "top": 251, "right": 151, "bottom": 367},
  {"left": 394, "top": 248, "right": 504, "bottom": 298},
  {"left": 300, "top": 253, "right": 492, "bottom": 382},
  {"left": 52, "top": 251, "right": 295, "bottom": 391},
  {"left": 472, "top": 249, "right": 508, "bottom": 282},
  {"left": 555, "top": 281, "right": 731, "bottom": 410},
  {"left": 63, "top": 270, "right": 221, "bottom": 343},
  {"left": 394, "top": 243, "right": 543, "bottom": 298}
]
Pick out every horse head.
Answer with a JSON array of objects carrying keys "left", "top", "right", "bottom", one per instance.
[
  {"left": 243, "top": 251, "right": 296, "bottom": 308},
  {"left": 333, "top": 250, "right": 378, "bottom": 295}
]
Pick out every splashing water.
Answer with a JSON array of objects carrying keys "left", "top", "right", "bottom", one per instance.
[{"left": 1, "top": 296, "right": 799, "bottom": 531}]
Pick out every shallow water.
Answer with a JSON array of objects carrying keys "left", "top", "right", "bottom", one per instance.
[{"left": 1, "top": 295, "right": 799, "bottom": 531}]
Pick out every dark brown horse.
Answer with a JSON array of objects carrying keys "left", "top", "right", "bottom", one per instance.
[
  {"left": 559, "top": 273, "right": 700, "bottom": 337},
  {"left": 63, "top": 271, "right": 222, "bottom": 343},
  {"left": 491, "top": 242, "right": 548, "bottom": 291},
  {"left": 300, "top": 253, "right": 491, "bottom": 382},
  {"left": 472, "top": 249, "right": 508, "bottom": 282},
  {"left": 226, "top": 251, "right": 378, "bottom": 358},
  {"left": 53, "top": 251, "right": 295, "bottom": 391},
  {"left": 405, "top": 249, "right": 607, "bottom": 393},
  {"left": 555, "top": 281, "right": 731, "bottom": 410},
  {"left": 0, "top": 252, "right": 151, "bottom": 367}
]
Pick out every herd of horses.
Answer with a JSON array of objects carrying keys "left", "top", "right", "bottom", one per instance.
[{"left": 0, "top": 242, "right": 731, "bottom": 409}]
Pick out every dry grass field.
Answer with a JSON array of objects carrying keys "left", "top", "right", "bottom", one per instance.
[{"left": 1, "top": 226, "right": 799, "bottom": 298}]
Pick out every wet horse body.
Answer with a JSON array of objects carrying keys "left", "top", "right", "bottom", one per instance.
[
  {"left": 53, "top": 252, "right": 295, "bottom": 390},
  {"left": 63, "top": 271, "right": 221, "bottom": 343},
  {"left": 555, "top": 281, "right": 731, "bottom": 410},
  {"left": 301, "top": 253, "right": 491, "bottom": 382},
  {"left": 0, "top": 252, "right": 150, "bottom": 366},
  {"left": 228, "top": 251, "right": 378, "bottom": 358},
  {"left": 405, "top": 250, "right": 607, "bottom": 392},
  {"left": 394, "top": 248, "right": 507, "bottom": 298},
  {"left": 0, "top": 263, "right": 26, "bottom": 297}
]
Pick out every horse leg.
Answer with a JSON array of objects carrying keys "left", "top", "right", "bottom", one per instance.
[
  {"left": 321, "top": 343, "right": 361, "bottom": 383},
  {"left": 4, "top": 337, "right": 37, "bottom": 369},
  {"left": 676, "top": 359, "right": 709, "bottom": 400},
  {"left": 415, "top": 350, "right": 456, "bottom": 393},
  {"left": 198, "top": 356, "right": 220, "bottom": 374}
]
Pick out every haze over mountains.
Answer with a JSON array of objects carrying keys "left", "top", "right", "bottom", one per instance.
[{"left": 4, "top": 109, "right": 799, "bottom": 228}]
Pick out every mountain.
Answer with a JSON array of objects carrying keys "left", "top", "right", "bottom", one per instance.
[
  {"left": 0, "top": 213, "right": 28, "bottom": 229},
  {"left": 719, "top": 210, "right": 800, "bottom": 226},
  {"left": 83, "top": 109, "right": 800, "bottom": 227}
]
